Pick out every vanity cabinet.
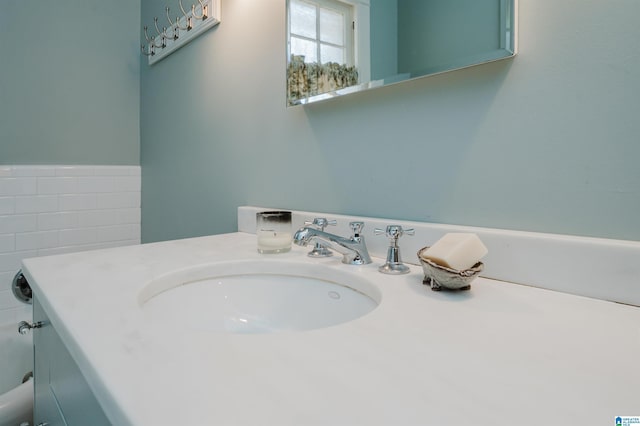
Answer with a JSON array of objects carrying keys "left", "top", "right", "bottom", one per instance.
[{"left": 33, "top": 297, "right": 110, "bottom": 426}]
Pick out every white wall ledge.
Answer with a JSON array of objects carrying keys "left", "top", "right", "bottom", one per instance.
[{"left": 239, "top": 206, "right": 640, "bottom": 306}]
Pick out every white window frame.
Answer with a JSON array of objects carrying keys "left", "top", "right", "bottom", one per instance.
[
  {"left": 287, "top": 0, "right": 370, "bottom": 84},
  {"left": 288, "top": 0, "right": 355, "bottom": 66}
]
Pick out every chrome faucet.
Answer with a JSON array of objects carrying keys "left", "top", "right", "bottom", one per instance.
[{"left": 293, "top": 221, "right": 372, "bottom": 265}]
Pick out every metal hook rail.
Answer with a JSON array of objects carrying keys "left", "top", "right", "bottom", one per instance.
[{"left": 141, "top": 0, "right": 220, "bottom": 66}]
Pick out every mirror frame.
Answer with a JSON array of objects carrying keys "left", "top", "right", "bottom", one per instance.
[{"left": 286, "top": 0, "right": 518, "bottom": 106}]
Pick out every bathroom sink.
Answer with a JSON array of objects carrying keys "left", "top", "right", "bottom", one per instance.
[{"left": 138, "top": 260, "right": 380, "bottom": 334}]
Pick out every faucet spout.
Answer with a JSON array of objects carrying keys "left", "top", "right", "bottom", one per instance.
[{"left": 293, "top": 225, "right": 372, "bottom": 265}]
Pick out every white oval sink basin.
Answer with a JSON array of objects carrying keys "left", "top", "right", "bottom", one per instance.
[{"left": 139, "top": 260, "right": 380, "bottom": 334}]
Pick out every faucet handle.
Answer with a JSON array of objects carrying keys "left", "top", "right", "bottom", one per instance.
[
  {"left": 305, "top": 218, "right": 337, "bottom": 258},
  {"left": 304, "top": 217, "right": 337, "bottom": 231},
  {"left": 374, "top": 225, "right": 414, "bottom": 275},
  {"left": 374, "top": 225, "right": 415, "bottom": 240},
  {"left": 349, "top": 221, "right": 365, "bottom": 237}
]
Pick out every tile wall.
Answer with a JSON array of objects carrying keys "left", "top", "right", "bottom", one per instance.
[{"left": 0, "top": 165, "right": 141, "bottom": 323}]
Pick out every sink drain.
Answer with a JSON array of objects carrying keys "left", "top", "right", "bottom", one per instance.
[{"left": 328, "top": 291, "right": 341, "bottom": 300}]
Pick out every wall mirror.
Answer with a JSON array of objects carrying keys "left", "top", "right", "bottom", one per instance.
[{"left": 286, "top": 0, "right": 517, "bottom": 106}]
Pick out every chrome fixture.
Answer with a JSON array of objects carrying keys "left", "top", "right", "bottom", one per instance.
[
  {"left": 304, "top": 218, "right": 337, "bottom": 258},
  {"left": 293, "top": 221, "right": 372, "bottom": 265},
  {"left": 18, "top": 320, "right": 43, "bottom": 335},
  {"left": 12, "top": 270, "right": 32, "bottom": 304},
  {"left": 374, "top": 225, "right": 415, "bottom": 275}
]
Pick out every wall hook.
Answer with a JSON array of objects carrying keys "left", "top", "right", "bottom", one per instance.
[
  {"left": 178, "top": 0, "right": 193, "bottom": 31},
  {"left": 143, "top": 25, "right": 154, "bottom": 43},
  {"left": 144, "top": 25, "right": 163, "bottom": 48},
  {"left": 140, "top": 43, "right": 155, "bottom": 57},
  {"left": 192, "top": 0, "right": 208, "bottom": 20},
  {"left": 153, "top": 17, "right": 168, "bottom": 48},
  {"left": 165, "top": 7, "right": 179, "bottom": 40}
]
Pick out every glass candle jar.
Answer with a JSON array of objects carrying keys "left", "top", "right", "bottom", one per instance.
[{"left": 256, "top": 211, "right": 292, "bottom": 254}]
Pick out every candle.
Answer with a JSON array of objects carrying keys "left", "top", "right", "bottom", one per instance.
[
  {"left": 257, "top": 231, "right": 292, "bottom": 252},
  {"left": 256, "top": 211, "right": 292, "bottom": 254}
]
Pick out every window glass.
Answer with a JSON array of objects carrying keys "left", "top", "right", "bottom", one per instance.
[
  {"left": 321, "top": 44, "right": 344, "bottom": 64},
  {"left": 289, "top": 0, "right": 352, "bottom": 66},
  {"left": 320, "top": 8, "right": 344, "bottom": 46},
  {"left": 287, "top": 0, "right": 358, "bottom": 105},
  {"left": 290, "top": 1, "right": 317, "bottom": 39},
  {"left": 291, "top": 37, "right": 318, "bottom": 63}
]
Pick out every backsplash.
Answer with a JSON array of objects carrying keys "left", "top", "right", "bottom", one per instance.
[
  {"left": 0, "top": 165, "right": 141, "bottom": 323},
  {"left": 239, "top": 206, "right": 640, "bottom": 307}
]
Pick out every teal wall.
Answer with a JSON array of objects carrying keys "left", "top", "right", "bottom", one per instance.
[
  {"left": 398, "top": 0, "right": 502, "bottom": 74},
  {"left": 370, "top": 0, "right": 398, "bottom": 80},
  {"left": 141, "top": 0, "right": 640, "bottom": 243},
  {"left": 0, "top": 0, "right": 140, "bottom": 165}
]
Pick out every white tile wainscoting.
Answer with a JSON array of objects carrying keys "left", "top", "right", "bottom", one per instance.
[{"left": 0, "top": 165, "right": 141, "bottom": 323}]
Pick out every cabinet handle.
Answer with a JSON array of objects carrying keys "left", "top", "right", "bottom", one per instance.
[{"left": 18, "top": 320, "right": 44, "bottom": 335}]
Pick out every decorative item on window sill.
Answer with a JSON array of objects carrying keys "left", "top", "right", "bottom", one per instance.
[
  {"left": 141, "top": 0, "right": 221, "bottom": 65},
  {"left": 287, "top": 55, "right": 359, "bottom": 106}
]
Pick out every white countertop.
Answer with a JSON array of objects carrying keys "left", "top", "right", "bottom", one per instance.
[{"left": 23, "top": 232, "right": 640, "bottom": 425}]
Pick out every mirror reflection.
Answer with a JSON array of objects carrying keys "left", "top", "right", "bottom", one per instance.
[{"left": 286, "top": 0, "right": 517, "bottom": 106}]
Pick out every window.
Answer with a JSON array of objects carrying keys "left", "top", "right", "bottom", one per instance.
[{"left": 288, "top": 0, "right": 354, "bottom": 66}]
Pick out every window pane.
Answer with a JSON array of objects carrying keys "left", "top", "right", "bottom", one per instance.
[
  {"left": 320, "top": 44, "right": 344, "bottom": 64},
  {"left": 320, "top": 8, "right": 344, "bottom": 45},
  {"left": 290, "top": 0, "right": 317, "bottom": 39},
  {"left": 291, "top": 37, "right": 318, "bottom": 63}
]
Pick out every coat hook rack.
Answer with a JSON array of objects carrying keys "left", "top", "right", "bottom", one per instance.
[{"left": 141, "top": 0, "right": 220, "bottom": 65}]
